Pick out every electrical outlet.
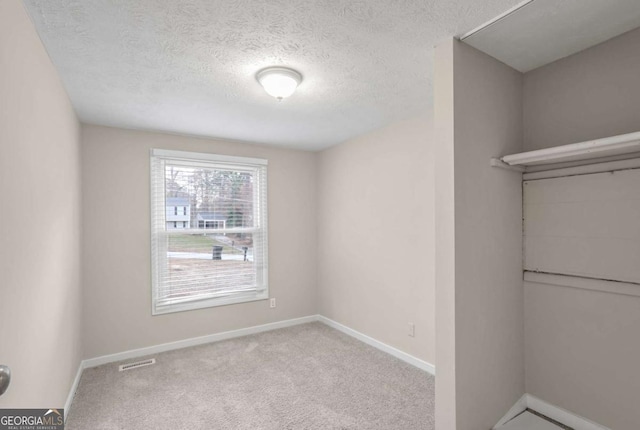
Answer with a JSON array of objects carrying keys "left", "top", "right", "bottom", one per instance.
[
  {"left": 408, "top": 322, "right": 415, "bottom": 337},
  {"left": 270, "top": 298, "right": 276, "bottom": 308}
]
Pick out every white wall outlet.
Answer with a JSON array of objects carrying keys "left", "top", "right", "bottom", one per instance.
[
  {"left": 270, "top": 298, "right": 276, "bottom": 308},
  {"left": 408, "top": 322, "right": 415, "bottom": 337}
]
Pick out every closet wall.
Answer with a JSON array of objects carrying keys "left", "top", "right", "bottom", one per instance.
[
  {"left": 435, "top": 39, "right": 524, "bottom": 430},
  {"left": 524, "top": 169, "right": 640, "bottom": 284},
  {"left": 522, "top": 27, "right": 640, "bottom": 430}
]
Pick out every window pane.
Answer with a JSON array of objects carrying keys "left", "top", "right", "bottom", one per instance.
[
  {"left": 165, "top": 165, "right": 255, "bottom": 230},
  {"left": 158, "top": 232, "right": 257, "bottom": 303}
]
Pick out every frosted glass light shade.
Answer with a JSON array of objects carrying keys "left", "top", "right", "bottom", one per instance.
[{"left": 256, "top": 67, "right": 302, "bottom": 100}]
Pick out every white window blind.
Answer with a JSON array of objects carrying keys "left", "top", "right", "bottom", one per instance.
[{"left": 150, "top": 149, "right": 268, "bottom": 315}]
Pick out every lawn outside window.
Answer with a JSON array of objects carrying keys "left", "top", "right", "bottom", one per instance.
[{"left": 150, "top": 149, "right": 268, "bottom": 315}]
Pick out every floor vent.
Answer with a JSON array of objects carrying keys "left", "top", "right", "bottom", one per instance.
[{"left": 118, "top": 358, "right": 156, "bottom": 372}]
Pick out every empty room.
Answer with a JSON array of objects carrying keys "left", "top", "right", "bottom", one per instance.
[{"left": 1, "top": 1, "right": 639, "bottom": 429}]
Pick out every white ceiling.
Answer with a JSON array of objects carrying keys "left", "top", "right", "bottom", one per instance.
[
  {"left": 24, "top": 1, "right": 640, "bottom": 150},
  {"left": 463, "top": 0, "right": 640, "bottom": 72},
  {"left": 23, "top": 0, "right": 523, "bottom": 150}
]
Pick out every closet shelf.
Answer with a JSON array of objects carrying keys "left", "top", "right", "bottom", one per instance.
[{"left": 491, "top": 130, "right": 640, "bottom": 171}]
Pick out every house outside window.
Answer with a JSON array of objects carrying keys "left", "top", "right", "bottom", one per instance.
[
  {"left": 150, "top": 149, "right": 268, "bottom": 315},
  {"left": 197, "top": 214, "right": 227, "bottom": 229},
  {"left": 166, "top": 197, "right": 190, "bottom": 230}
]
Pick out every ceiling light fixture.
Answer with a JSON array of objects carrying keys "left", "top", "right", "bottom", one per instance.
[{"left": 256, "top": 67, "right": 302, "bottom": 101}]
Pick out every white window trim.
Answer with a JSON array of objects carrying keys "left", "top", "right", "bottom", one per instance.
[
  {"left": 150, "top": 149, "right": 269, "bottom": 315},
  {"left": 151, "top": 148, "right": 268, "bottom": 166}
]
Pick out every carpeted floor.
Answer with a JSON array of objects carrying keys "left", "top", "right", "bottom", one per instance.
[{"left": 66, "top": 322, "right": 435, "bottom": 429}]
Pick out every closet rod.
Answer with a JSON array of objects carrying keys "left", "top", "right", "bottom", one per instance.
[{"left": 523, "top": 157, "right": 640, "bottom": 180}]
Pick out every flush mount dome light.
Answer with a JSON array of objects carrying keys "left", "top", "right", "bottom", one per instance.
[{"left": 256, "top": 67, "right": 302, "bottom": 100}]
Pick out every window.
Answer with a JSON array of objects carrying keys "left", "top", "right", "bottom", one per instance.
[
  {"left": 150, "top": 149, "right": 268, "bottom": 315},
  {"left": 183, "top": 207, "right": 187, "bottom": 216},
  {"left": 174, "top": 206, "right": 178, "bottom": 215}
]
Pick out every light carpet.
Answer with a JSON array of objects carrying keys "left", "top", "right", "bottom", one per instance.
[{"left": 67, "top": 322, "right": 435, "bottom": 429}]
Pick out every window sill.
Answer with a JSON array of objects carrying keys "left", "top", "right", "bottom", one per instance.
[{"left": 152, "top": 290, "right": 269, "bottom": 315}]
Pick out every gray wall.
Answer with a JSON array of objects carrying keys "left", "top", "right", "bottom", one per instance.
[
  {"left": 316, "top": 114, "right": 436, "bottom": 364},
  {"left": 522, "top": 27, "right": 640, "bottom": 430},
  {"left": 435, "top": 39, "right": 524, "bottom": 430},
  {"left": 0, "top": 2, "right": 82, "bottom": 409},
  {"left": 524, "top": 27, "right": 640, "bottom": 151},
  {"left": 523, "top": 170, "right": 640, "bottom": 284},
  {"left": 81, "top": 125, "right": 317, "bottom": 359}
]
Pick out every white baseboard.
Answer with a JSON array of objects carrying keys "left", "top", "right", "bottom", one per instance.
[
  {"left": 493, "top": 394, "right": 528, "bottom": 428},
  {"left": 525, "top": 394, "right": 610, "bottom": 430},
  {"left": 83, "top": 315, "right": 318, "bottom": 368},
  {"left": 64, "top": 362, "right": 83, "bottom": 422},
  {"left": 317, "top": 315, "right": 436, "bottom": 375},
  {"left": 494, "top": 394, "right": 610, "bottom": 430}
]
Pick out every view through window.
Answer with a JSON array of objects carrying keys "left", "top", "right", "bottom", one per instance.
[{"left": 150, "top": 149, "right": 268, "bottom": 314}]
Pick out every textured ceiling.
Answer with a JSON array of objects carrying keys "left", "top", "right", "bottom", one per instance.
[
  {"left": 464, "top": 0, "right": 640, "bottom": 72},
  {"left": 23, "top": 0, "right": 522, "bottom": 150}
]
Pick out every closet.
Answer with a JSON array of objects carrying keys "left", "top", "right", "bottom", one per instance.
[{"left": 492, "top": 131, "right": 640, "bottom": 296}]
